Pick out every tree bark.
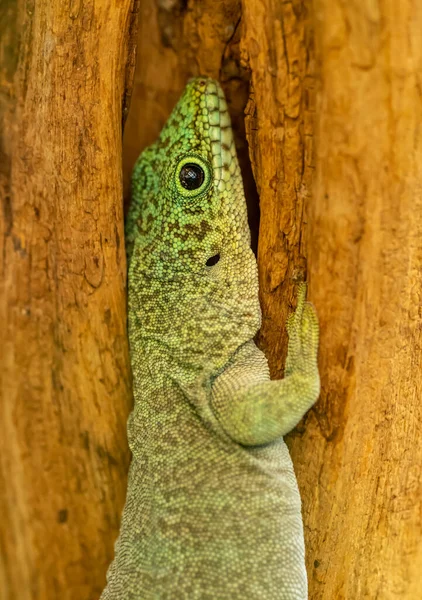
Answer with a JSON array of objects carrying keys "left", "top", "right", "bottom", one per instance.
[
  {"left": 125, "top": 1, "right": 422, "bottom": 599},
  {"left": 0, "top": 1, "right": 137, "bottom": 599},
  {"left": 289, "top": 2, "right": 422, "bottom": 598}
]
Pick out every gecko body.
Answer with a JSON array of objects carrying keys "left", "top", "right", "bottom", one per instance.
[{"left": 101, "top": 78, "right": 320, "bottom": 600}]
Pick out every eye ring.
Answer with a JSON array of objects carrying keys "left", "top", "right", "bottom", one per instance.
[{"left": 175, "top": 155, "right": 212, "bottom": 200}]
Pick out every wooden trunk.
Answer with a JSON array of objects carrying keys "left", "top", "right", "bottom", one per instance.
[
  {"left": 1, "top": 0, "right": 421, "bottom": 598},
  {"left": 0, "top": 1, "right": 136, "bottom": 598}
]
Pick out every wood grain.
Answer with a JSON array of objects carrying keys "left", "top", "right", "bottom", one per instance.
[
  {"left": 241, "top": 0, "right": 315, "bottom": 375},
  {"left": 289, "top": 1, "right": 422, "bottom": 597},
  {"left": 0, "top": 1, "right": 137, "bottom": 598}
]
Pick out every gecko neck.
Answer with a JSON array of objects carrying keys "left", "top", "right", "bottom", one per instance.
[{"left": 127, "top": 268, "right": 261, "bottom": 396}]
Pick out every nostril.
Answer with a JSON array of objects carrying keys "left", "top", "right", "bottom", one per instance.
[{"left": 206, "top": 254, "right": 220, "bottom": 267}]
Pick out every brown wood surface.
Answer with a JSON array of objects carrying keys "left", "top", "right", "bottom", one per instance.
[
  {"left": 0, "top": 1, "right": 137, "bottom": 598},
  {"left": 289, "top": 1, "right": 422, "bottom": 598}
]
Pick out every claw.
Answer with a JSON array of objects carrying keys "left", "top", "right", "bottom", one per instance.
[
  {"left": 286, "top": 313, "right": 296, "bottom": 335},
  {"left": 301, "top": 303, "right": 320, "bottom": 349},
  {"left": 286, "top": 282, "right": 307, "bottom": 334},
  {"left": 296, "top": 281, "right": 307, "bottom": 309},
  {"left": 285, "top": 282, "right": 319, "bottom": 374}
]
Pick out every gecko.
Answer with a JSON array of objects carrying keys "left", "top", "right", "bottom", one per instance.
[{"left": 101, "top": 77, "right": 320, "bottom": 599}]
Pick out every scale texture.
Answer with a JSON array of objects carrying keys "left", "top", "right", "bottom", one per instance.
[{"left": 101, "top": 78, "right": 320, "bottom": 600}]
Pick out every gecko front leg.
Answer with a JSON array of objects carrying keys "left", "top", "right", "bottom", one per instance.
[{"left": 211, "top": 283, "right": 320, "bottom": 446}]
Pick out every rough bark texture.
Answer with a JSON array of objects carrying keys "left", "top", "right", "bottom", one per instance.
[
  {"left": 289, "top": 1, "right": 422, "bottom": 598},
  {"left": 0, "top": 1, "right": 137, "bottom": 599},
  {"left": 241, "top": 0, "right": 315, "bottom": 375},
  {"left": 124, "top": 1, "right": 422, "bottom": 599}
]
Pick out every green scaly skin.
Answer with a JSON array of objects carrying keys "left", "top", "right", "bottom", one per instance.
[{"left": 101, "top": 78, "right": 320, "bottom": 600}]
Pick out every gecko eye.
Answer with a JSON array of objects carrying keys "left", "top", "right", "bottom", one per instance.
[
  {"left": 175, "top": 155, "right": 212, "bottom": 200},
  {"left": 179, "top": 164, "right": 205, "bottom": 190}
]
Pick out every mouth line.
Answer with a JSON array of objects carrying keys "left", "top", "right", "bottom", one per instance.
[{"left": 194, "top": 78, "right": 236, "bottom": 194}]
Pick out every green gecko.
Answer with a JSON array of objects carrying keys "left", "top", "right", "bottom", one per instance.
[{"left": 101, "top": 77, "right": 320, "bottom": 599}]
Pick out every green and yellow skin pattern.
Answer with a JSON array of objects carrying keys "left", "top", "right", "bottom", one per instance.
[{"left": 101, "top": 78, "right": 320, "bottom": 600}]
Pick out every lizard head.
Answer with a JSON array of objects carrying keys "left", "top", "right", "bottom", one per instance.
[{"left": 127, "top": 77, "right": 261, "bottom": 374}]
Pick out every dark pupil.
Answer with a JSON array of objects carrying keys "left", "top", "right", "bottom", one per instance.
[{"left": 179, "top": 163, "right": 205, "bottom": 191}]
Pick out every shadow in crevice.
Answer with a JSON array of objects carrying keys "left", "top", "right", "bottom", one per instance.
[{"left": 219, "top": 23, "right": 260, "bottom": 256}]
